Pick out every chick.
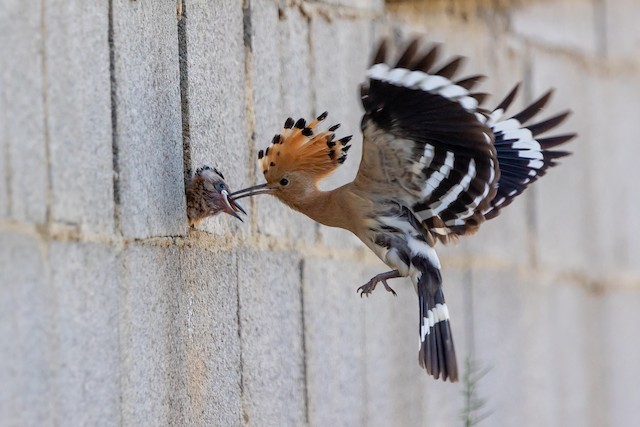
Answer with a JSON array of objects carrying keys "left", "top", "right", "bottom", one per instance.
[{"left": 186, "top": 166, "right": 246, "bottom": 225}]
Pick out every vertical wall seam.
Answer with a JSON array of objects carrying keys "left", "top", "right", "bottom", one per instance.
[
  {"left": 303, "top": 8, "right": 322, "bottom": 244},
  {"left": 234, "top": 253, "right": 248, "bottom": 426},
  {"left": 302, "top": 10, "right": 322, "bottom": 426},
  {"left": 40, "top": 0, "right": 53, "bottom": 226},
  {"left": 242, "top": 0, "right": 258, "bottom": 233},
  {"left": 107, "top": 4, "right": 125, "bottom": 426},
  {"left": 521, "top": 43, "right": 538, "bottom": 270},
  {"left": 178, "top": 0, "right": 192, "bottom": 188},
  {"left": 113, "top": 249, "right": 124, "bottom": 427},
  {"left": 3, "top": 128, "right": 13, "bottom": 216},
  {"left": 464, "top": 266, "right": 475, "bottom": 357},
  {"left": 239, "top": 2, "right": 253, "bottom": 422},
  {"left": 115, "top": 241, "right": 129, "bottom": 427},
  {"left": 242, "top": 0, "right": 259, "bottom": 234},
  {"left": 171, "top": 248, "right": 186, "bottom": 425},
  {"left": 298, "top": 258, "right": 311, "bottom": 426},
  {"left": 38, "top": 0, "right": 57, "bottom": 419},
  {"left": 108, "top": 0, "right": 121, "bottom": 236}
]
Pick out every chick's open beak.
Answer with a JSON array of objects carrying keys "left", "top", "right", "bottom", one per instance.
[
  {"left": 221, "top": 189, "right": 246, "bottom": 221},
  {"left": 229, "top": 183, "right": 274, "bottom": 201}
]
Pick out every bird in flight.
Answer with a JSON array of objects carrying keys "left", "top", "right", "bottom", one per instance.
[
  {"left": 230, "top": 39, "right": 575, "bottom": 382},
  {"left": 186, "top": 165, "right": 246, "bottom": 225}
]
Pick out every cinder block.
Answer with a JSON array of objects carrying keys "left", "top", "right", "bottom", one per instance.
[
  {"left": 469, "top": 270, "right": 598, "bottom": 427},
  {"left": 248, "top": 3, "right": 316, "bottom": 243},
  {"left": 237, "top": 249, "right": 306, "bottom": 427},
  {"left": 119, "top": 245, "right": 243, "bottom": 426},
  {"left": 118, "top": 244, "right": 185, "bottom": 426},
  {"left": 111, "top": 0, "right": 186, "bottom": 238},
  {"left": 0, "top": 232, "right": 52, "bottom": 426},
  {"left": 390, "top": 11, "right": 529, "bottom": 92},
  {"left": 463, "top": 196, "right": 530, "bottom": 268},
  {"left": 0, "top": 1, "right": 47, "bottom": 224},
  {"left": 247, "top": 1, "right": 291, "bottom": 241},
  {"left": 181, "top": 0, "right": 250, "bottom": 236},
  {"left": 278, "top": 7, "right": 313, "bottom": 121},
  {"left": 584, "top": 72, "right": 640, "bottom": 277},
  {"left": 469, "top": 268, "right": 533, "bottom": 426},
  {"left": 179, "top": 246, "right": 243, "bottom": 426},
  {"left": 547, "top": 281, "right": 596, "bottom": 427},
  {"left": 604, "top": 0, "right": 640, "bottom": 59},
  {"left": 363, "top": 264, "right": 470, "bottom": 427},
  {"left": 45, "top": 0, "right": 114, "bottom": 233},
  {"left": 601, "top": 288, "right": 640, "bottom": 427},
  {"left": 530, "top": 52, "right": 640, "bottom": 279},
  {"left": 530, "top": 49, "right": 592, "bottom": 274},
  {"left": 512, "top": 0, "right": 598, "bottom": 55},
  {"left": 310, "top": 16, "right": 375, "bottom": 249},
  {"left": 49, "top": 242, "right": 120, "bottom": 426},
  {"left": 317, "top": 226, "right": 363, "bottom": 250},
  {"left": 303, "top": 258, "right": 368, "bottom": 427},
  {"left": 310, "top": 16, "right": 373, "bottom": 190}
]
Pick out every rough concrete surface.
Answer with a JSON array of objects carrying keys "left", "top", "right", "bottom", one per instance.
[
  {"left": 1, "top": 0, "right": 639, "bottom": 426},
  {"left": 49, "top": 241, "right": 120, "bottom": 427},
  {"left": 181, "top": 0, "right": 249, "bottom": 238},
  {"left": 111, "top": 0, "right": 186, "bottom": 238},
  {"left": 0, "top": 232, "right": 52, "bottom": 427},
  {"left": 238, "top": 249, "right": 306, "bottom": 427},
  {"left": 45, "top": 1, "right": 115, "bottom": 234},
  {"left": 1, "top": 1, "right": 48, "bottom": 224}
]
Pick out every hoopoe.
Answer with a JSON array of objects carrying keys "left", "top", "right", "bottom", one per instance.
[
  {"left": 186, "top": 165, "right": 246, "bottom": 225},
  {"left": 231, "top": 39, "right": 575, "bottom": 382}
]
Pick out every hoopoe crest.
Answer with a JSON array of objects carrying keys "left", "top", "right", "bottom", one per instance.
[{"left": 258, "top": 113, "right": 352, "bottom": 183}]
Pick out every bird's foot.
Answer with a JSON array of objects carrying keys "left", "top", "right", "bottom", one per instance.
[{"left": 357, "top": 270, "right": 401, "bottom": 297}]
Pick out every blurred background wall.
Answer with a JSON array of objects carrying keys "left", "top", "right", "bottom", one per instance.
[{"left": 1, "top": 0, "right": 638, "bottom": 426}]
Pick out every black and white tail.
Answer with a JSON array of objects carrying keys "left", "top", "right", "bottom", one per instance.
[
  {"left": 412, "top": 254, "right": 458, "bottom": 382},
  {"left": 481, "top": 84, "right": 576, "bottom": 219}
]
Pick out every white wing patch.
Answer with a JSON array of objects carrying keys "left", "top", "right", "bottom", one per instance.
[
  {"left": 426, "top": 159, "right": 477, "bottom": 217},
  {"left": 366, "top": 63, "right": 480, "bottom": 113},
  {"left": 420, "top": 151, "right": 455, "bottom": 199}
]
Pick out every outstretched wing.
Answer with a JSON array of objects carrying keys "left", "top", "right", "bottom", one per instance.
[
  {"left": 480, "top": 85, "right": 575, "bottom": 219},
  {"left": 356, "top": 39, "right": 499, "bottom": 241},
  {"left": 355, "top": 39, "right": 575, "bottom": 241}
]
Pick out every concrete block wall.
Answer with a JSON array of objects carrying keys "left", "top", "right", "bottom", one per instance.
[{"left": 1, "top": 0, "right": 638, "bottom": 426}]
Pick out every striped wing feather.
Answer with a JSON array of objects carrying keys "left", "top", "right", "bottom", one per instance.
[
  {"left": 356, "top": 39, "right": 575, "bottom": 240},
  {"left": 481, "top": 85, "right": 575, "bottom": 219},
  {"left": 356, "top": 40, "right": 499, "bottom": 241}
]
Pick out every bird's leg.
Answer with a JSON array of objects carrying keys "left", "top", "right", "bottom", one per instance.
[{"left": 357, "top": 270, "right": 402, "bottom": 297}]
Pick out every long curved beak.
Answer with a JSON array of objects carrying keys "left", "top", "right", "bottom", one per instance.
[
  {"left": 221, "top": 189, "right": 246, "bottom": 221},
  {"left": 229, "top": 183, "right": 274, "bottom": 201}
]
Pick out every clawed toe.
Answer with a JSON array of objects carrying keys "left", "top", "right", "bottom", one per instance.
[
  {"left": 356, "top": 270, "right": 402, "bottom": 298},
  {"left": 357, "top": 281, "right": 376, "bottom": 298},
  {"left": 357, "top": 278, "right": 398, "bottom": 297},
  {"left": 381, "top": 279, "right": 397, "bottom": 296}
]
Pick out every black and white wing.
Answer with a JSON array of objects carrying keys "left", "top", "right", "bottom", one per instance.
[
  {"left": 356, "top": 39, "right": 574, "bottom": 241},
  {"left": 356, "top": 39, "right": 499, "bottom": 240},
  {"left": 480, "top": 85, "right": 574, "bottom": 219}
]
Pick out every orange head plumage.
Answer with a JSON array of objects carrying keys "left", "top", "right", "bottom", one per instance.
[{"left": 258, "top": 111, "right": 352, "bottom": 186}]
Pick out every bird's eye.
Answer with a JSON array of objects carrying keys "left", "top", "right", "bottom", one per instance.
[
  {"left": 215, "top": 182, "right": 226, "bottom": 192},
  {"left": 279, "top": 178, "right": 289, "bottom": 186}
]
